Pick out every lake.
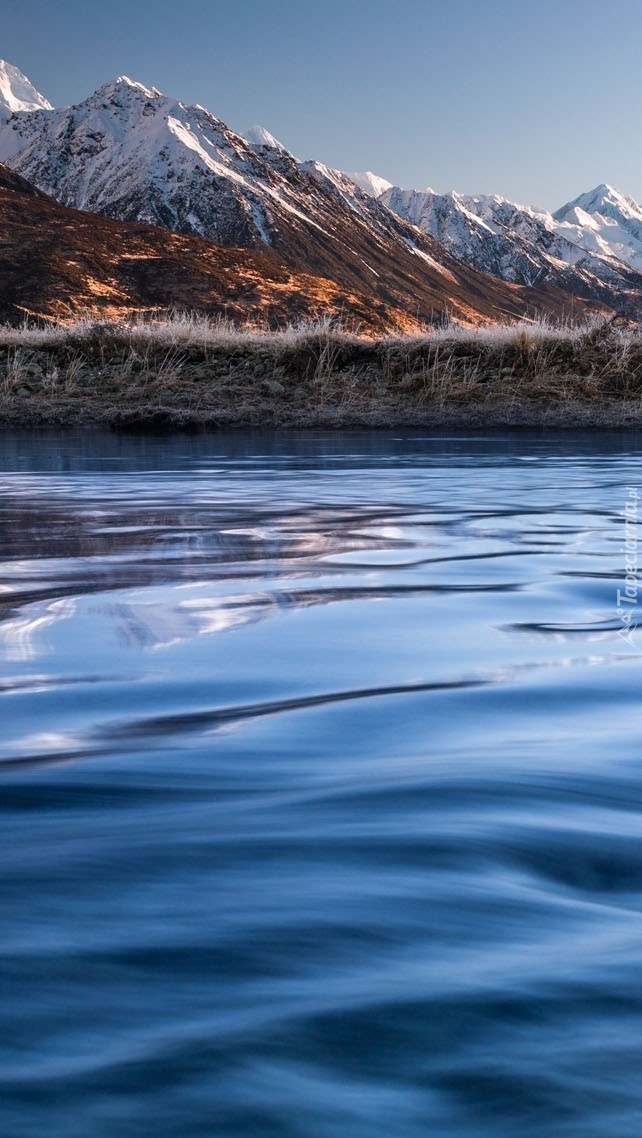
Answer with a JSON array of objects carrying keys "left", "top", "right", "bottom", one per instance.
[{"left": 2, "top": 428, "right": 642, "bottom": 1138}]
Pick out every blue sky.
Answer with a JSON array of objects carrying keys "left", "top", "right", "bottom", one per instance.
[{"left": 4, "top": 0, "right": 642, "bottom": 209}]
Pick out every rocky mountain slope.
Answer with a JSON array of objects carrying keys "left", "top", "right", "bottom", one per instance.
[{"left": 0, "top": 163, "right": 425, "bottom": 328}]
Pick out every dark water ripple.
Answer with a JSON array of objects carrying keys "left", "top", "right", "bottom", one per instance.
[{"left": 2, "top": 429, "right": 642, "bottom": 1138}]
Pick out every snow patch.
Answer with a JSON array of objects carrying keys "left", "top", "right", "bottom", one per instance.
[{"left": 402, "top": 237, "right": 457, "bottom": 282}]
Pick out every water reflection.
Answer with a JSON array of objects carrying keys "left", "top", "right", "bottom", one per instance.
[
  {"left": 2, "top": 430, "right": 642, "bottom": 1138},
  {"left": 111, "top": 593, "right": 280, "bottom": 648},
  {"left": 0, "top": 597, "right": 76, "bottom": 661}
]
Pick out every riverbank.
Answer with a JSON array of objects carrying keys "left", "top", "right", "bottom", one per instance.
[{"left": 2, "top": 314, "right": 642, "bottom": 429}]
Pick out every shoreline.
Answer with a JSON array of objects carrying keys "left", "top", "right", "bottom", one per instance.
[
  {"left": 2, "top": 317, "right": 642, "bottom": 431},
  {"left": 2, "top": 397, "right": 642, "bottom": 431}
]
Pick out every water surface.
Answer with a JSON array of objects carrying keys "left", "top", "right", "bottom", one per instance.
[{"left": 2, "top": 429, "right": 642, "bottom": 1138}]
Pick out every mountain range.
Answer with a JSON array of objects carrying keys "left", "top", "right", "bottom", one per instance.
[
  {"left": 373, "top": 184, "right": 642, "bottom": 305},
  {"left": 1, "top": 60, "right": 642, "bottom": 326}
]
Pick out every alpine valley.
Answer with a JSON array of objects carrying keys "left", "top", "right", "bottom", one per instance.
[{"left": 2, "top": 59, "right": 642, "bottom": 327}]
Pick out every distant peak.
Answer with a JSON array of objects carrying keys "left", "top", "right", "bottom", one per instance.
[
  {"left": 345, "top": 170, "right": 394, "bottom": 198},
  {"left": 582, "top": 183, "right": 625, "bottom": 205},
  {"left": 556, "top": 182, "right": 636, "bottom": 217},
  {"left": 98, "top": 75, "right": 163, "bottom": 100},
  {"left": 243, "top": 124, "right": 288, "bottom": 152},
  {"left": 0, "top": 59, "right": 52, "bottom": 113}
]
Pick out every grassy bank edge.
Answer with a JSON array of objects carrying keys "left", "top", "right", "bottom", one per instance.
[{"left": 2, "top": 313, "right": 642, "bottom": 430}]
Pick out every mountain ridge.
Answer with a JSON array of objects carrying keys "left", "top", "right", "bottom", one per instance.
[
  {"left": 1, "top": 60, "right": 642, "bottom": 321},
  {"left": 365, "top": 182, "right": 642, "bottom": 313}
]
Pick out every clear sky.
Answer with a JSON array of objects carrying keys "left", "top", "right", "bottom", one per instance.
[{"left": 3, "top": 0, "right": 642, "bottom": 210}]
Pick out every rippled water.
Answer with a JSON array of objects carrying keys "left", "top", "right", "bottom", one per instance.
[{"left": 2, "top": 428, "right": 642, "bottom": 1138}]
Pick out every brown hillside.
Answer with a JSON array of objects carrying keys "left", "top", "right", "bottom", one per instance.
[{"left": 0, "top": 164, "right": 605, "bottom": 330}]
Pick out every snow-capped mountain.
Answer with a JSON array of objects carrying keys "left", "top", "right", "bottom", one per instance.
[
  {"left": 0, "top": 75, "right": 290, "bottom": 246},
  {"left": 0, "top": 72, "right": 420, "bottom": 256},
  {"left": 0, "top": 60, "right": 52, "bottom": 115},
  {"left": 380, "top": 186, "right": 558, "bottom": 284},
  {"left": 1, "top": 66, "right": 582, "bottom": 327},
  {"left": 2, "top": 58, "right": 642, "bottom": 322},
  {"left": 552, "top": 184, "right": 642, "bottom": 272},
  {"left": 351, "top": 182, "right": 642, "bottom": 310}
]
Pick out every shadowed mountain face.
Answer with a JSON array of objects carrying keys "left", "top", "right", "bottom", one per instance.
[{"left": 0, "top": 164, "right": 605, "bottom": 329}]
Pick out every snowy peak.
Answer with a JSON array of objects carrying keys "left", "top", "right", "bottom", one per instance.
[
  {"left": 0, "top": 59, "right": 52, "bottom": 114},
  {"left": 98, "top": 75, "right": 163, "bottom": 100},
  {"left": 345, "top": 170, "right": 394, "bottom": 198},
  {"left": 243, "top": 124, "right": 289, "bottom": 152},
  {"left": 90, "top": 75, "right": 167, "bottom": 109},
  {"left": 378, "top": 182, "right": 642, "bottom": 303},
  {"left": 554, "top": 183, "right": 639, "bottom": 220},
  {"left": 552, "top": 183, "right": 642, "bottom": 271},
  {"left": 0, "top": 74, "right": 267, "bottom": 238}
]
